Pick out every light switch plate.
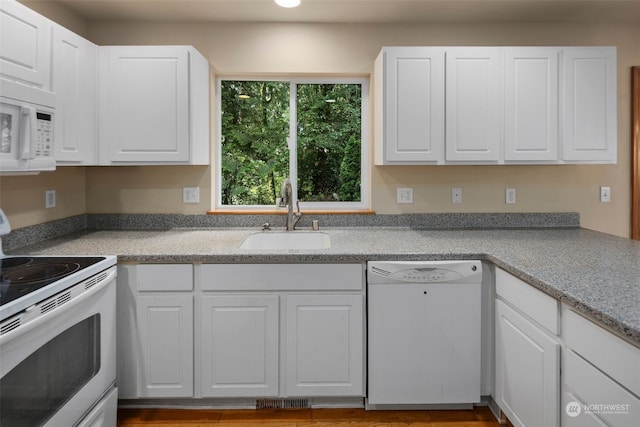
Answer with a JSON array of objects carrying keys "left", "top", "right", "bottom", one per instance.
[
  {"left": 452, "top": 187, "right": 462, "bottom": 204},
  {"left": 600, "top": 186, "right": 611, "bottom": 203}
]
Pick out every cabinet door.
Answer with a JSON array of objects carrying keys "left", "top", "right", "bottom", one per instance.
[
  {"left": 136, "top": 294, "right": 194, "bottom": 397},
  {"left": 504, "top": 48, "right": 559, "bottom": 162},
  {"left": 99, "top": 46, "right": 190, "bottom": 163},
  {"left": 495, "top": 299, "right": 560, "bottom": 427},
  {"left": 376, "top": 47, "right": 445, "bottom": 163},
  {"left": 562, "top": 47, "right": 617, "bottom": 163},
  {"left": 52, "top": 25, "right": 98, "bottom": 164},
  {"left": 446, "top": 48, "right": 502, "bottom": 162},
  {"left": 0, "top": 1, "right": 51, "bottom": 90},
  {"left": 200, "top": 295, "right": 279, "bottom": 397},
  {"left": 285, "top": 294, "right": 364, "bottom": 396}
]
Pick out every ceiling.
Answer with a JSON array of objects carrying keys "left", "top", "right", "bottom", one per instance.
[{"left": 26, "top": 0, "right": 640, "bottom": 24}]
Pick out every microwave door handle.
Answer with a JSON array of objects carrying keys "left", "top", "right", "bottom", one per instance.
[{"left": 19, "top": 106, "right": 36, "bottom": 160}]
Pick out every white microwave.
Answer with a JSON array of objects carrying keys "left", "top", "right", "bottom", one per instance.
[{"left": 1, "top": 83, "right": 56, "bottom": 174}]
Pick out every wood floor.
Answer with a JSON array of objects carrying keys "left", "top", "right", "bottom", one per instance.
[{"left": 117, "top": 407, "right": 503, "bottom": 427}]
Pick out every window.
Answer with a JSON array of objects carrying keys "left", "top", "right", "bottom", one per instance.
[{"left": 216, "top": 77, "right": 369, "bottom": 210}]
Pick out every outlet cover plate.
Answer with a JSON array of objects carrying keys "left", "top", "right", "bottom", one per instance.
[
  {"left": 397, "top": 187, "right": 413, "bottom": 204},
  {"left": 45, "top": 190, "right": 56, "bottom": 208},
  {"left": 183, "top": 187, "right": 200, "bottom": 203}
]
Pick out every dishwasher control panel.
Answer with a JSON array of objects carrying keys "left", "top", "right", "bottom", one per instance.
[
  {"left": 368, "top": 260, "right": 482, "bottom": 284},
  {"left": 390, "top": 268, "right": 463, "bottom": 282}
]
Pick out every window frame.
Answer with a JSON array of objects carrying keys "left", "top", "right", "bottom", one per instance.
[{"left": 215, "top": 76, "right": 370, "bottom": 211}]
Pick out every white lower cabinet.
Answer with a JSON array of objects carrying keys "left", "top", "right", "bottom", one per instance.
[
  {"left": 136, "top": 294, "right": 193, "bottom": 397},
  {"left": 200, "top": 295, "right": 279, "bottom": 397},
  {"left": 562, "top": 306, "right": 640, "bottom": 427},
  {"left": 199, "top": 263, "right": 365, "bottom": 399},
  {"left": 494, "top": 268, "right": 560, "bottom": 427},
  {"left": 117, "top": 264, "right": 194, "bottom": 399},
  {"left": 118, "top": 263, "right": 364, "bottom": 401},
  {"left": 285, "top": 294, "right": 363, "bottom": 396}
]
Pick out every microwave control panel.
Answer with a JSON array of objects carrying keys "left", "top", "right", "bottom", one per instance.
[{"left": 34, "top": 112, "right": 53, "bottom": 157}]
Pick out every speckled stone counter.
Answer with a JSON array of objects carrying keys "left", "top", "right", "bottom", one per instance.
[{"left": 8, "top": 226, "right": 640, "bottom": 345}]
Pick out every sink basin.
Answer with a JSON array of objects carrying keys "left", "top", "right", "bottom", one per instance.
[{"left": 240, "top": 231, "right": 331, "bottom": 250}]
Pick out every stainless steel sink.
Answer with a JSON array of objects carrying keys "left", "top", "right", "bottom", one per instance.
[{"left": 239, "top": 231, "right": 331, "bottom": 250}]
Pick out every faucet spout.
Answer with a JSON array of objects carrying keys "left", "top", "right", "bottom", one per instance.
[{"left": 279, "top": 178, "right": 302, "bottom": 231}]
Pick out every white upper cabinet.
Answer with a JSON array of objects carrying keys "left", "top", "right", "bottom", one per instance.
[
  {"left": 0, "top": 0, "right": 52, "bottom": 91},
  {"left": 445, "top": 47, "right": 502, "bottom": 162},
  {"left": 562, "top": 47, "right": 617, "bottom": 163},
  {"left": 504, "top": 48, "right": 559, "bottom": 162},
  {"left": 99, "top": 45, "right": 210, "bottom": 165},
  {"left": 375, "top": 46, "right": 617, "bottom": 165},
  {"left": 374, "top": 47, "right": 445, "bottom": 164},
  {"left": 52, "top": 25, "right": 98, "bottom": 164}
]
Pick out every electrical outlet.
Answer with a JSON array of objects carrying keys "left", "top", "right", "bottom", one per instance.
[
  {"left": 45, "top": 190, "right": 56, "bottom": 208},
  {"left": 451, "top": 187, "right": 462, "bottom": 204},
  {"left": 183, "top": 187, "right": 200, "bottom": 203},
  {"left": 397, "top": 187, "right": 413, "bottom": 204},
  {"left": 506, "top": 188, "right": 516, "bottom": 204},
  {"left": 600, "top": 186, "right": 611, "bottom": 203}
]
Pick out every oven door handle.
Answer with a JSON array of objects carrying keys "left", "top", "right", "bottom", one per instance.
[{"left": 0, "top": 267, "right": 116, "bottom": 345}]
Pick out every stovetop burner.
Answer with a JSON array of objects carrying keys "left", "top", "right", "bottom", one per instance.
[
  {"left": 0, "top": 256, "right": 106, "bottom": 307},
  {"left": 0, "top": 257, "right": 34, "bottom": 269}
]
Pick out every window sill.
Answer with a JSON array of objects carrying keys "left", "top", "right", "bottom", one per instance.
[{"left": 207, "top": 209, "right": 375, "bottom": 215}]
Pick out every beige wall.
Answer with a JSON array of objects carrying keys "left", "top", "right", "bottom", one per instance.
[
  {"left": 0, "top": 168, "right": 87, "bottom": 229},
  {"left": 3, "top": 3, "right": 639, "bottom": 237}
]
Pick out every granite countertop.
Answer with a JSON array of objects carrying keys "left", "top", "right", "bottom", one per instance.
[{"left": 9, "top": 226, "right": 640, "bottom": 345}]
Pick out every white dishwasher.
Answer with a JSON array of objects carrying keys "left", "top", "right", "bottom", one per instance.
[{"left": 367, "top": 260, "right": 482, "bottom": 409}]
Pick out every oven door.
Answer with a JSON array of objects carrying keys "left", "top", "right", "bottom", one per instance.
[{"left": 0, "top": 267, "right": 116, "bottom": 427}]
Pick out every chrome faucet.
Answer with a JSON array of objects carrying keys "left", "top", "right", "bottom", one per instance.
[{"left": 279, "top": 178, "right": 302, "bottom": 231}]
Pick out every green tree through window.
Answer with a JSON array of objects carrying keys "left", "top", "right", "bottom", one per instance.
[
  {"left": 220, "top": 81, "right": 289, "bottom": 205},
  {"left": 219, "top": 78, "right": 367, "bottom": 208}
]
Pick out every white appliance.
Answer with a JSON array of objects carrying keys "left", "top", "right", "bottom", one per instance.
[
  {"left": 0, "top": 82, "right": 56, "bottom": 174},
  {"left": 367, "top": 260, "right": 483, "bottom": 409},
  {"left": 0, "top": 209, "right": 117, "bottom": 426}
]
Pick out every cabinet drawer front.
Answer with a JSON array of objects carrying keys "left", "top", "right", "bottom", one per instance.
[
  {"left": 137, "top": 264, "right": 193, "bottom": 291},
  {"left": 495, "top": 268, "right": 559, "bottom": 335},
  {"left": 563, "top": 391, "right": 608, "bottom": 427},
  {"left": 565, "top": 308, "right": 640, "bottom": 397},
  {"left": 565, "top": 349, "right": 640, "bottom": 427},
  {"left": 200, "top": 264, "right": 363, "bottom": 291}
]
